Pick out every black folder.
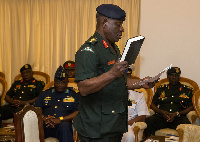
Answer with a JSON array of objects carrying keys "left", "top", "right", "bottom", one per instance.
[{"left": 120, "top": 36, "right": 145, "bottom": 65}]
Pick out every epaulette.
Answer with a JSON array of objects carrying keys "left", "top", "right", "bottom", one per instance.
[
  {"left": 158, "top": 84, "right": 168, "bottom": 89},
  {"left": 86, "top": 37, "right": 98, "bottom": 45},
  {"left": 133, "top": 89, "right": 142, "bottom": 93},
  {"left": 182, "top": 85, "right": 193, "bottom": 91}
]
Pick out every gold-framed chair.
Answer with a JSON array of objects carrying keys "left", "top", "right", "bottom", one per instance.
[
  {"left": 0, "top": 76, "right": 7, "bottom": 106},
  {"left": 154, "top": 77, "right": 199, "bottom": 93},
  {"left": 14, "top": 71, "right": 50, "bottom": 84},
  {"left": 176, "top": 89, "right": 200, "bottom": 142},
  {"left": 153, "top": 77, "right": 199, "bottom": 136},
  {"left": 0, "top": 71, "right": 5, "bottom": 79},
  {"left": 14, "top": 105, "right": 44, "bottom": 142}
]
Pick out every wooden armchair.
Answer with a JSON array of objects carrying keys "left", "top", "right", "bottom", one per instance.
[
  {"left": 14, "top": 105, "right": 44, "bottom": 142},
  {"left": 0, "top": 76, "right": 7, "bottom": 106},
  {"left": 0, "top": 71, "right": 5, "bottom": 78},
  {"left": 176, "top": 89, "right": 200, "bottom": 142},
  {"left": 14, "top": 71, "right": 50, "bottom": 84},
  {"left": 153, "top": 77, "right": 199, "bottom": 136}
]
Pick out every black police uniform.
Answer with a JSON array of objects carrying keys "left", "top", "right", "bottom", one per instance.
[
  {"left": 145, "top": 83, "right": 193, "bottom": 136},
  {"left": 34, "top": 87, "right": 79, "bottom": 142},
  {"left": 1, "top": 78, "right": 45, "bottom": 120}
]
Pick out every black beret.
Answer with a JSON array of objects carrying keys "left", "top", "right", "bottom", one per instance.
[
  {"left": 167, "top": 67, "right": 181, "bottom": 75},
  {"left": 63, "top": 60, "right": 75, "bottom": 70},
  {"left": 55, "top": 65, "right": 68, "bottom": 81},
  {"left": 20, "top": 64, "right": 32, "bottom": 73},
  {"left": 96, "top": 4, "right": 126, "bottom": 21}
]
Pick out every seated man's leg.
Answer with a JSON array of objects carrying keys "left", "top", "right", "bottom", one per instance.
[
  {"left": 55, "top": 121, "right": 73, "bottom": 142},
  {"left": 121, "top": 126, "right": 135, "bottom": 142},
  {"left": 1, "top": 105, "right": 16, "bottom": 120},
  {"left": 170, "top": 116, "right": 191, "bottom": 129},
  {"left": 144, "top": 114, "right": 169, "bottom": 137}
]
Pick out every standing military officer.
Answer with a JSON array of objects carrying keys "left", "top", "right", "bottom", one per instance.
[
  {"left": 74, "top": 4, "right": 156, "bottom": 142},
  {"left": 144, "top": 67, "right": 194, "bottom": 137},
  {"left": 34, "top": 66, "right": 79, "bottom": 142},
  {"left": 0, "top": 64, "right": 45, "bottom": 121}
]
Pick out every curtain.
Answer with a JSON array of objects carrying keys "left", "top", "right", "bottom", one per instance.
[{"left": 0, "top": 0, "right": 141, "bottom": 87}]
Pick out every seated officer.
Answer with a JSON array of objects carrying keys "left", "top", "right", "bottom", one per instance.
[
  {"left": 63, "top": 60, "right": 78, "bottom": 92},
  {"left": 121, "top": 67, "right": 150, "bottom": 142},
  {"left": 1, "top": 64, "right": 45, "bottom": 121},
  {"left": 34, "top": 65, "right": 79, "bottom": 142},
  {"left": 63, "top": 60, "right": 75, "bottom": 78},
  {"left": 144, "top": 67, "right": 193, "bottom": 137}
]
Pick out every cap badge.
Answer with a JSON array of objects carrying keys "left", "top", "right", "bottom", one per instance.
[
  {"left": 25, "top": 64, "right": 28, "bottom": 68},
  {"left": 63, "top": 73, "right": 65, "bottom": 77},
  {"left": 175, "top": 68, "right": 179, "bottom": 73}
]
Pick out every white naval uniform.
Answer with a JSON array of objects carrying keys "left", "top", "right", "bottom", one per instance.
[{"left": 121, "top": 90, "right": 150, "bottom": 142}]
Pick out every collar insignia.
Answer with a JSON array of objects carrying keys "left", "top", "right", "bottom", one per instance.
[{"left": 103, "top": 40, "right": 109, "bottom": 48}]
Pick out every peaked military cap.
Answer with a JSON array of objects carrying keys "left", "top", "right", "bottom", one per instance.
[
  {"left": 20, "top": 64, "right": 32, "bottom": 73},
  {"left": 96, "top": 4, "right": 126, "bottom": 21},
  {"left": 63, "top": 60, "right": 75, "bottom": 70},
  {"left": 55, "top": 65, "right": 68, "bottom": 81},
  {"left": 167, "top": 67, "right": 181, "bottom": 75}
]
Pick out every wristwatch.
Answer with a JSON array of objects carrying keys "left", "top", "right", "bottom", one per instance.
[
  {"left": 176, "top": 111, "right": 180, "bottom": 117},
  {"left": 59, "top": 116, "right": 64, "bottom": 121}
]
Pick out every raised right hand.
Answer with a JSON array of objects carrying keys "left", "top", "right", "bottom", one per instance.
[{"left": 109, "top": 59, "right": 128, "bottom": 78}]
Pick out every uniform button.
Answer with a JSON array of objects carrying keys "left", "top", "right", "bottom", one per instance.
[
  {"left": 112, "top": 110, "right": 115, "bottom": 114},
  {"left": 67, "top": 106, "right": 69, "bottom": 107},
  {"left": 182, "top": 100, "right": 184, "bottom": 102},
  {"left": 54, "top": 114, "right": 56, "bottom": 116},
  {"left": 172, "top": 96, "right": 174, "bottom": 97},
  {"left": 58, "top": 100, "right": 60, "bottom": 102},
  {"left": 170, "top": 109, "right": 172, "bottom": 111},
  {"left": 45, "top": 104, "right": 47, "bottom": 105},
  {"left": 171, "top": 102, "right": 173, "bottom": 104},
  {"left": 19, "top": 96, "right": 21, "bottom": 98},
  {"left": 55, "top": 106, "right": 57, "bottom": 108},
  {"left": 22, "top": 91, "right": 24, "bottom": 93},
  {"left": 24, "top": 86, "right": 26, "bottom": 87}
]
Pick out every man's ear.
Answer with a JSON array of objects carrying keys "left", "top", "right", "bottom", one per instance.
[{"left": 102, "top": 17, "right": 108, "bottom": 28}]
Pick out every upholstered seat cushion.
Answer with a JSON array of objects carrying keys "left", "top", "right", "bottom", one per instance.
[
  {"left": 155, "top": 128, "right": 178, "bottom": 136},
  {"left": 45, "top": 137, "right": 59, "bottom": 142}
]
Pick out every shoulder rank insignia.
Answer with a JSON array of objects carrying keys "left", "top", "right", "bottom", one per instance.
[
  {"left": 81, "top": 47, "right": 94, "bottom": 53},
  {"left": 179, "top": 93, "right": 189, "bottom": 99},
  {"left": 159, "top": 91, "right": 167, "bottom": 100},
  {"left": 103, "top": 40, "right": 109, "bottom": 48},
  {"left": 131, "top": 100, "right": 137, "bottom": 104},
  {"left": 89, "top": 38, "right": 97, "bottom": 42},
  {"left": 73, "top": 88, "right": 79, "bottom": 93}
]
